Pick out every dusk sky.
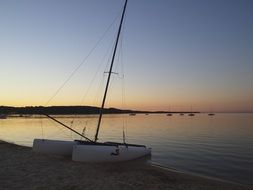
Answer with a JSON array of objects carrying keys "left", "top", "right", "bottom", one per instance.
[{"left": 1, "top": 0, "right": 253, "bottom": 112}]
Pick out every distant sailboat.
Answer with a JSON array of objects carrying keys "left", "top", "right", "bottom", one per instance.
[
  {"left": 208, "top": 108, "right": 215, "bottom": 116},
  {"left": 33, "top": 0, "right": 151, "bottom": 162},
  {"left": 167, "top": 106, "right": 173, "bottom": 116},
  {"left": 188, "top": 106, "right": 195, "bottom": 116}
]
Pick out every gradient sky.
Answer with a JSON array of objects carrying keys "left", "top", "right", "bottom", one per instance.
[{"left": 1, "top": 0, "right": 253, "bottom": 112}]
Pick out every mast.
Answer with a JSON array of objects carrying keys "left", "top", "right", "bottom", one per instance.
[{"left": 94, "top": 0, "right": 128, "bottom": 142}]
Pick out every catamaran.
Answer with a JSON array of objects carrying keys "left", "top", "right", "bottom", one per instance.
[{"left": 33, "top": 0, "right": 151, "bottom": 162}]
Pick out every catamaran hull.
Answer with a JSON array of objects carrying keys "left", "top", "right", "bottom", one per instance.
[
  {"left": 33, "top": 139, "right": 151, "bottom": 162},
  {"left": 33, "top": 139, "right": 77, "bottom": 156},
  {"left": 72, "top": 144, "right": 151, "bottom": 162}
]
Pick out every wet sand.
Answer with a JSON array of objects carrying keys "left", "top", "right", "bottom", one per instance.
[{"left": 0, "top": 140, "right": 251, "bottom": 190}]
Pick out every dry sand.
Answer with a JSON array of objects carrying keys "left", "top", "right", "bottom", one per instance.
[{"left": 0, "top": 140, "right": 252, "bottom": 190}]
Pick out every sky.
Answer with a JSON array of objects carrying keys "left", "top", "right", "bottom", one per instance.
[{"left": 0, "top": 0, "right": 253, "bottom": 112}]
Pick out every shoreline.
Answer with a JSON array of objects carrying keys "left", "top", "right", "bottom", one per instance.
[
  {"left": 0, "top": 140, "right": 252, "bottom": 190},
  {"left": 0, "top": 105, "right": 200, "bottom": 116},
  {"left": 151, "top": 163, "right": 252, "bottom": 189}
]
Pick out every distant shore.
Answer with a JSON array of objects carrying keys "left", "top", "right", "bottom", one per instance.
[
  {"left": 0, "top": 105, "right": 199, "bottom": 115},
  {"left": 0, "top": 140, "right": 250, "bottom": 190}
]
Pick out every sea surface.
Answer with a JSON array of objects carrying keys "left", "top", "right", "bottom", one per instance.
[{"left": 0, "top": 113, "right": 253, "bottom": 186}]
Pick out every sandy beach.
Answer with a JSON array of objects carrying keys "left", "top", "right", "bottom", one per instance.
[{"left": 0, "top": 140, "right": 251, "bottom": 190}]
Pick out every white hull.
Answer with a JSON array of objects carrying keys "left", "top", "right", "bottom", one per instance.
[
  {"left": 33, "top": 139, "right": 151, "bottom": 162},
  {"left": 33, "top": 139, "right": 77, "bottom": 156},
  {"left": 72, "top": 144, "right": 151, "bottom": 162}
]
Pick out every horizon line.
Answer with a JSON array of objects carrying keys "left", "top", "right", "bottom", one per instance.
[{"left": 1, "top": 105, "right": 253, "bottom": 114}]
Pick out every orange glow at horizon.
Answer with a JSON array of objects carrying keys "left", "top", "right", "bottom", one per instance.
[{"left": 1, "top": 89, "right": 253, "bottom": 113}]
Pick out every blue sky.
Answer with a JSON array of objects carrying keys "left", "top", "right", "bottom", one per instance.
[{"left": 0, "top": 0, "right": 253, "bottom": 112}]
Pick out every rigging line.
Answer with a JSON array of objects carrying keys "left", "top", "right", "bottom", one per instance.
[
  {"left": 119, "top": 25, "right": 127, "bottom": 143},
  {"left": 46, "top": 119, "right": 72, "bottom": 139},
  {"left": 42, "top": 13, "right": 122, "bottom": 141},
  {"left": 91, "top": 43, "right": 116, "bottom": 107},
  {"left": 44, "top": 13, "right": 121, "bottom": 106},
  {"left": 105, "top": 35, "right": 124, "bottom": 108},
  {"left": 92, "top": 74, "right": 106, "bottom": 107},
  {"left": 44, "top": 114, "right": 93, "bottom": 141},
  {"left": 69, "top": 20, "right": 119, "bottom": 128},
  {"left": 120, "top": 16, "right": 128, "bottom": 143},
  {"left": 99, "top": 42, "right": 117, "bottom": 98},
  {"left": 108, "top": 13, "right": 127, "bottom": 106},
  {"left": 104, "top": 35, "right": 124, "bottom": 107},
  {"left": 100, "top": 58, "right": 120, "bottom": 108},
  {"left": 79, "top": 30, "right": 117, "bottom": 106},
  {"left": 120, "top": 50, "right": 126, "bottom": 109}
]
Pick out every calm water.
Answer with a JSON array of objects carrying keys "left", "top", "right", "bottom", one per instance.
[{"left": 0, "top": 113, "right": 253, "bottom": 186}]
